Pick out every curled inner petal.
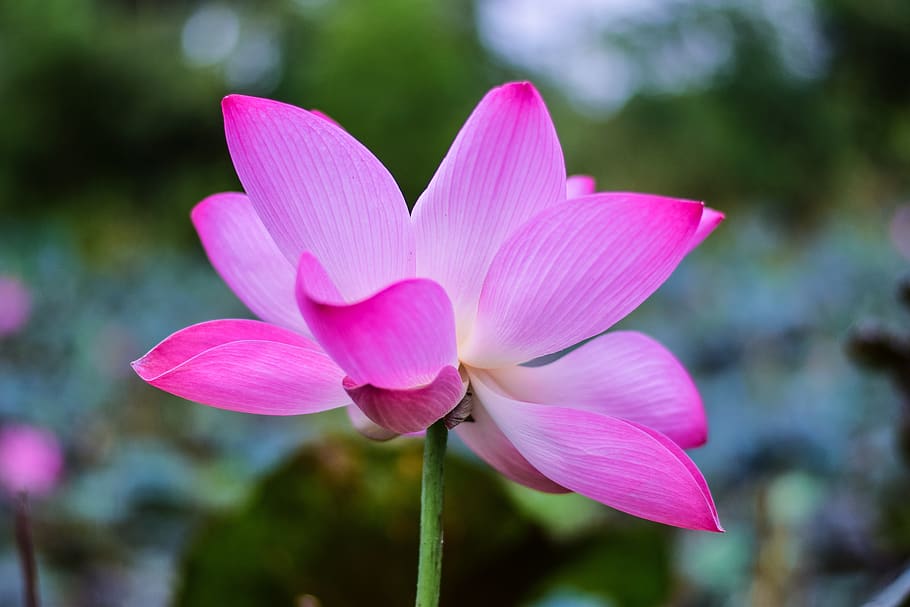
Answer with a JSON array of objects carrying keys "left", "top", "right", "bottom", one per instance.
[
  {"left": 295, "top": 252, "right": 462, "bottom": 431},
  {"left": 344, "top": 366, "right": 466, "bottom": 435}
]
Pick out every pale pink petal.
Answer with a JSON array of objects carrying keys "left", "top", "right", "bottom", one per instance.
[
  {"left": 0, "top": 425, "right": 63, "bottom": 496},
  {"left": 412, "top": 82, "right": 566, "bottom": 339},
  {"left": 455, "top": 389, "right": 567, "bottom": 493},
  {"left": 461, "top": 193, "right": 703, "bottom": 367},
  {"left": 192, "top": 193, "right": 309, "bottom": 335},
  {"left": 346, "top": 406, "right": 399, "bottom": 441},
  {"left": 296, "top": 253, "right": 459, "bottom": 390},
  {"left": 472, "top": 373, "right": 722, "bottom": 531},
  {"left": 131, "top": 319, "right": 348, "bottom": 415},
  {"left": 485, "top": 331, "right": 706, "bottom": 448},
  {"left": 686, "top": 207, "right": 725, "bottom": 254},
  {"left": 344, "top": 366, "right": 465, "bottom": 434},
  {"left": 223, "top": 95, "right": 414, "bottom": 300},
  {"left": 565, "top": 174, "right": 596, "bottom": 199}
]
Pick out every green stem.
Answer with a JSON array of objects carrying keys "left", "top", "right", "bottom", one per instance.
[
  {"left": 415, "top": 420, "right": 448, "bottom": 607},
  {"left": 14, "top": 493, "right": 40, "bottom": 607}
]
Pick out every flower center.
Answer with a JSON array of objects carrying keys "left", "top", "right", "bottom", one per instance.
[{"left": 442, "top": 365, "right": 474, "bottom": 429}]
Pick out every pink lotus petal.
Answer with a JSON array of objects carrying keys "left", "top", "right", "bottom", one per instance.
[
  {"left": 296, "top": 253, "right": 459, "bottom": 390},
  {"left": 565, "top": 174, "right": 596, "bottom": 199},
  {"left": 192, "top": 193, "right": 309, "bottom": 335},
  {"left": 308, "top": 109, "right": 341, "bottom": 128},
  {"left": 0, "top": 425, "right": 63, "bottom": 496},
  {"left": 461, "top": 193, "right": 703, "bottom": 367},
  {"left": 565, "top": 179, "right": 723, "bottom": 254},
  {"left": 686, "top": 207, "right": 725, "bottom": 254},
  {"left": 0, "top": 276, "right": 30, "bottom": 337},
  {"left": 131, "top": 319, "right": 348, "bottom": 415},
  {"left": 455, "top": 392, "right": 567, "bottom": 493},
  {"left": 472, "top": 373, "right": 722, "bottom": 531},
  {"left": 223, "top": 95, "right": 414, "bottom": 301},
  {"left": 346, "top": 406, "right": 399, "bottom": 441},
  {"left": 485, "top": 331, "right": 707, "bottom": 448},
  {"left": 344, "top": 365, "right": 465, "bottom": 434},
  {"left": 412, "top": 81, "right": 566, "bottom": 339}
]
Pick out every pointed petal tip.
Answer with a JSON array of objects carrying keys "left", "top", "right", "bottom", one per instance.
[
  {"left": 691, "top": 495, "right": 724, "bottom": 533},
  {"left": 127, "top": 320, "right": 349, "bottom": 415},
  {"left": 189, "top": 191, "right": 243, "bottom": 223},
  {"left": 699, "top": 510, "right": 725, "bottom": 533},
  {"left": 189, "top": 194, "right": 215, "bottom": 221},
  {"left": 221, "top": 94, "right": 240, "bottom": 114},
  {"left": 221, "top": 93, "right": 250, "bottom": 112},
  {"left": 495, "top": 81, "right": 542, "bottom": 102},
  {"left": 473, "top": 377, "right": 721, "bottom": 532},
  {"left": 686, "top": 512, "right": 724, "bottom": 533},
  {"left": 222, "top": 94, "right": 283, "bottom": 120},
  {"left": 463, "top": 193, "right": 706, "bottom": 367},
  {"left": 501, "top": 80, "right": 536, "bottom": 93},
  {"left": 130, "top": 354, "right": 153, "bottom": 380}
]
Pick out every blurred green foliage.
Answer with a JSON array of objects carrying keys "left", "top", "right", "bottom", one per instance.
[
  {"left": 176, "top": 437, "right": 671, "bottom": 607},
  {"left": 0, "top": 0, "right": 504, "bottom": 247},
  {"left": 1, "top": 0, "right": 907, "bottom": 242}
]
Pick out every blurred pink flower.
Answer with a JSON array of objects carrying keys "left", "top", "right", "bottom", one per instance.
[
  {"left": 0, "top": 425, "right": 63, "bottom": 496},
  {"left": 890, "top": 204, "right": 910, "bottom": 261},
  {"left": 133, "top": 82, "right": 723, "bottom": 531},
  {"left": 0, "top": 276, "right": 31, "bottom": 337}
]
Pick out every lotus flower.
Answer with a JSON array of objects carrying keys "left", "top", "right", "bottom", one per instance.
[
  {"left": 133, "top": 82, "right": 724, "bottom": 531},
  {"left": 0, "top": 425, "right": 63, "bottom": 497}
]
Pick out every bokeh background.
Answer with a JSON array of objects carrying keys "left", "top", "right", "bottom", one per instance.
[{"left": 1, "top": 0, "right": 909, "bottom": 605}]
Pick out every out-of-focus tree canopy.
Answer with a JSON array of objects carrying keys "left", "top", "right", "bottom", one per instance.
[{"left": 1, "top": 0, "right": 907, "bottom": 240}]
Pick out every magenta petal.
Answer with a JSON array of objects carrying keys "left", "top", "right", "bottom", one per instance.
[
  {"left": 412, "top": 82, "right": 566, "bottom": 338},
  {"left": 686, "top": 207, "right": 725, "bottom": 254},
  {"left": 223, "top": 95, "right": 414, "bottom": 300},
  {"left": 565, "top": 175, "right": 596, "bottom": 199},
  {"left": 462, "top": 193, "right": 703, "bottom": 367},
  {"left": 192, "top": 192, "right": 309, "bottom": 335},
  {"left": 344, "top": 365, "right": 465, "bottom": 434},
  {"left": 455, "top": 388, "right": 567, "bottom": 493},
  {"left": 131, "top": 319, "right": 348, "bottom": 415},
  {"left": 296, "top": 253, "right": 459, "bottom": 390},
  {"left": 472, "top": 374, "right": 722, "bottom": 531},
  {"left": 486, "top": 331, "right": 707, "bottom": 448}
]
